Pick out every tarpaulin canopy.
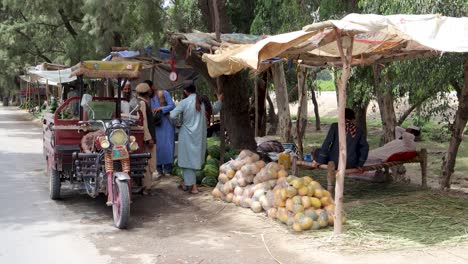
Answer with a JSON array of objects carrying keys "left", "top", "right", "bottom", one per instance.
[
  {"left": 103, "top": 48, "right": 199, "bottom": 91},
  {"left": 27, "top": 68, "right": 76, "bottom": 86},
  {"left": 70, "top": 61, "right": 142, "bottom": 79},
  {"left": 201, "top": 14, "right": 468, "bottom": 77}
]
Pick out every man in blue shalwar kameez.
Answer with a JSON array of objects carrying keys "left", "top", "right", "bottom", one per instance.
[
  {"left": 147, "top": 80, "right": 176, "bottom": 177},
  {"left": 170, "top": 84, "right": 221, "bottom": 194}
]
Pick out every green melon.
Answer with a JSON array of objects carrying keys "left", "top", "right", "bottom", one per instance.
[
  {"left": 207, "top": 145, "right": 221, "bottom": 160},
  {"left": 203, "top": 164, "right": 219, "bottom": 178},
  {"left": 201, "top": 176, "right": 218, "bottom": 187}
]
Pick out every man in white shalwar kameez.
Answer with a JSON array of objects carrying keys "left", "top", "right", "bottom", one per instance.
[
  {"left": 366, "top": 125, "right": 421, "bottom": 164},
  {"left": 170, "top": 84, "right": 221, "bottom": 194}
]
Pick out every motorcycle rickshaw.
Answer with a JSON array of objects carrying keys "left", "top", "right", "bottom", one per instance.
[{"left": 42, "top": 61, "right": 151, "bottom": 228}]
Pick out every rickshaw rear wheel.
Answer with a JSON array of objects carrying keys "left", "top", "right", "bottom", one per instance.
[
  {"left": 112, "top": 180, "right": 130, "bottom": 229},
  {"left": 49, "top": 168, "right": 61, "bottom": 200}
]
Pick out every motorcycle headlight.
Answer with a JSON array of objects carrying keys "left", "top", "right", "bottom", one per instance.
[
  {"left": 109, "top": 129, "right": 128, "bottom": 145},
  {"left": 99, "top": 136, "right": 110, "bottom": 149},
  {"left": 129, "top": 141, "right": 139, "bottom": 151},
  {"left": 129, "top": 135, "right": 136, "bottom": 142}
]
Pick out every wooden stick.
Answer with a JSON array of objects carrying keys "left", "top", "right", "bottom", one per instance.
[
  {"left": 420, "top": 148, "right": 428, "bottom": 188},
  {"left": 261, "top": 233, "right": 284, "bottom": 264},
  {"left": 327, "top": 161, "right": 336, "bottom": 193},
  {"left": 333, "top": 28, "right": 354, "bottom": 235},
  {"left": 255, "top": 78, "right": 259, "bottom": 137}
]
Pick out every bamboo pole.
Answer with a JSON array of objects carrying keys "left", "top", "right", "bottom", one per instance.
[
  {"left": 255, "top": 78, "right": 259, "bottom": 137},
  {"left": 296, "top": 66, "right": 306, "bottom": 159},
  {"left": 212, "top": 0, "right": 226, "bottom": 164},
  {"left": 333, "top": 28, "right": 354, "bottom": 235}
]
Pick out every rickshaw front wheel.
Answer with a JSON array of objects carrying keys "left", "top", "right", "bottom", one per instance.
[
  {"left": 49, "top": 168, "right": 61, "bottom": 200},
  {"left": 112, "top": 180, "right": 130, "bottom": 229}
]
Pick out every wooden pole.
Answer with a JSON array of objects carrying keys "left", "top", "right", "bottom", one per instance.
[
  {"left": 212, "top": 0, "right": 226, "bottom": 164},
  {"left": 333, "top": 28, "right": 353, "bottom": 235},
  {"left": 296, "top": 66, "right": 306, "bottom": 159},
  {"left": 255, "top": 78, "right": 259, "bottom": 137}
]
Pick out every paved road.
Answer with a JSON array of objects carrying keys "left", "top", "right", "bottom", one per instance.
[
  {"left": 0, "top": 107, "right": 294, "bottom": 264},
  {"left": 0, "top": 107, "right": 111, "bottom": 264}
]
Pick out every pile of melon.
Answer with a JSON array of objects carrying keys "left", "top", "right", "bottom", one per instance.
[
  {"left": 266, "top": 175, "right": 342, "bottom": 232},
  {"left": 212, "top": 150, "right": 343, "bottom": 232}
]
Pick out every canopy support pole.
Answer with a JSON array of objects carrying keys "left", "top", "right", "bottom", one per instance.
[
  {"left": 255, "top": 78, "right": 259, "bottom": 137},
  {"left": 333, "top": 28, "right": 354, "bottom": 235},
  {"left": 296, "top": 66, "right": 307, "bottom": 159}
]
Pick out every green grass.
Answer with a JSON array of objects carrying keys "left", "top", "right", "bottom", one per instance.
[{"left": 316, "top": 79, "right": 336, "bottom": 91}]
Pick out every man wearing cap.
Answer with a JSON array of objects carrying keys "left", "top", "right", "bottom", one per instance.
[
  {"left": 135, "top": 82, "right": 156, "bottom": 195},
  {"left": 366, "top": 125, "right": 421, "bottom": 163}
]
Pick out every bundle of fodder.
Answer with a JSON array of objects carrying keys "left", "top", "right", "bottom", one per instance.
[
  {"left": 265, "top": 175, "right": 343, "bottom": 232},
  {"left": 212, "top": 150, "right": 264, "bottom": 201}
]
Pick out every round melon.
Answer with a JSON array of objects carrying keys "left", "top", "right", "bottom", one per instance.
[
  {"left": 291, "top": 179, "right": 304, "bottom": 189},
  {"left": 292, "top": 204, "right": 304, "bottom": 214},
  {"left": 311, "top": 220, "right": 321, "bottom": 230},
  {"left": 304, "top": 208, "right": 319, "bottom": 220},
  {"left": 218, "top": 173, "right": 229, "bottom": 183},
  {"left": 302, "top": 176, "right": 313, "bottom": 184},
  {"left": 234, "top": 186, "right": 244, "bottom": 196},
  {"left": 310, "top": 197, "right": 322, "bottom": 209},
  {"left": 314, "top": 188, "right": 324, "bottom": 198},
  {"left": 292, "top": 195, "right": 302, "bottom": 205},
  {"left": 320, "top": 196, "right": 332, "bottom": 207},
  {"left": 285, "top": 186, "right": 297, "bottom": 198},
  {"left": 225, "top": 193, "right": 234, "bottom": 203},
  {"left": 298, "top": 186, "right": 308, "bottom": 196},
  {"left": 212, "top": 188, "right": 222, "bottom": 199},
  {"left": 267, "top": 208, "right": 277, "bottom": 219},
  {"left": 285, "top": 198, "right": 294, "bottom": 212},
  {"left": 300, "top": 216, "right": 313, "bottom": 230},
  {"left": 251, "top": 201, "right": 262, "bottom": 213},
  {"left": 277, "top": 169, "right": 288, "bottom": 178},
  {"left": 292, "top": 222, "right": 303, "bottom": 232},
  {"left": 226, "top": 169, "right": 235, "bottom": 179},
  {"left": 301, "top": 196, "right": 312, "bottom": 209}
]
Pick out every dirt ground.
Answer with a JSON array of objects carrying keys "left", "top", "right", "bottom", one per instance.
[{"left": 3, "top": 105, "right": 468, "bottom": 264}]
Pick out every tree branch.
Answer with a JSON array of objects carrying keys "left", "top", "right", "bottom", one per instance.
[
  {"left": 397, "top": 94, "right": 433, "bottom": 125},
  {"left": 58, "top": 8, "right": 77, "bottom": 39},
  {"left": 14, "top": 29, "right": 52, "bottom": 63}
]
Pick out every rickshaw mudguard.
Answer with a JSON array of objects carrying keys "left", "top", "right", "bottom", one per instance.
[{"left": 114, "top": 172, "right": 131, "bottom": 181}]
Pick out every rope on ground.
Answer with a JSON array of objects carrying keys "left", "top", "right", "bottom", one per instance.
[{"left": 261, "top": 233, "right": 283, "bottom": 264}]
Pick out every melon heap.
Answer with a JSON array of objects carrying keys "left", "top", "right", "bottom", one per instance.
[
  {"left": 266, "top": 175, "right": 345, "bottom": 232},
  {"left": 211, "top": 149, "right": 345, "bottom": 233}
]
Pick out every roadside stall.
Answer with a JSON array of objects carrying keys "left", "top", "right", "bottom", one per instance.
[{"left": 177, "top": 14, "right": 468, "bottom": 233}]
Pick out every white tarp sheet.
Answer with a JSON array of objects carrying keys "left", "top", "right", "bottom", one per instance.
[
  {"left": 27, "top": 68, "right": 76, "bottom": 86},
  {"left": 202, "top": 14, "right": 468, "bottom": 77}
]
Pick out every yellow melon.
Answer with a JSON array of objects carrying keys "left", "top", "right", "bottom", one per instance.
[
  {"left": 277, "top": 169, "right": 288, "bottom": 178},
  {"left": 314, "top": 188, "right": 324, "bottom": 198},
  {"left": 280, "top": 188, "right": 288, "bottom": 200},
  {"left": 327, "top": 212, "right": 334, "bottom": 226},
  {"left": 212, "top": 188, "right": 222, "bottom": 199},
  {"left": 285, "top": 186, "right": 297, "bottom": 198},
  {"left": 291, "top": 178, "right": 304, "bottom": 189},
  {"left": 251, "top": 201, "right": 262, "bottom": 213},
  {"left": 310, "top": 197, "right": 322, "bottom": 209},
  {"left": 294, "top": 212, "right": 304, "bottom": 222},
  {"left": 267, "top": 208, "right": 277, "bottom": 219},
  {"left": 292, "top": 204, "right": 304, "bottom": 214},
  {"left": 285, "top": 198, "right": 294, "bottom": 212},
  {"left": 323, "top": 190, "right": 331, "bottom": 198},
  {"left": 320, "top": 196, "right": 332, "bottom": 207},
  {"left": 255, "top": 160, "right": 266, "bottom": 169},
  {"left": 300, "top": 216, "right": 313, "bottom": 230},
  {"left": 275, "top": 198, "right": 286, "bottom": 207},
  {"left": 286, "top": 175, "right": 296, "bottom": 183},
  {"left": 302, "top": 176, "right": 313, "bottom": 184},
  {"left": 292, "top": 222, "right": 303, "bottom": 232},
  {"left": 301, "top": 196, "right": 312, "bottom": 209},
  {"left": 226, "top": 169, "right": 235, "bottom": 179},
  {"left": 298, "top": 186, "right": 308, "bottom": 196},
  {"left": 225, "top": 193, "right": 234, "bottom": 203},
  {"left": 292, "top": 195, "right": 302, "bottom": 205},
  {"left": 306, "top": 185, "right": 315, "bottom": 197}
]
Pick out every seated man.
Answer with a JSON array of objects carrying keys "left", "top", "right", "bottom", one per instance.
[
  {"left": 366, "top": 125, "right": 421, "bottom": 164},
  {"left": 312, "top": 108, "right": 369, "bottom": 169}
]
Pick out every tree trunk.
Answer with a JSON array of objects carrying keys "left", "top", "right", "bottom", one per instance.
[
  {"left": 354, "top": 102, "right": 369, "bottom": 138},
  {"left": 266, "top": 93, "right": 278, "bottom": 135},
  {"left": 296, "top": 67, "right": 308, "bottom": 159},
  {"left": 271, "top": 63, "right": 293, "bottom": 143},
  {"left": 198, "top": 0, "right": 231, "bottom": 33},
  {"left": 172, "top": 38, "right": 256, "bottom": 150},
  {"left": 373, "top": 64, "right": 397, "bottom": 145},
  {"left": 257, "top": 74, "right": 267, "bottom": 137},
  {"left": 440, "top": 59, "right": 468, "bottom": 190}
]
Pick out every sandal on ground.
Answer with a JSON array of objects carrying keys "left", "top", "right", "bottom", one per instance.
[{"left": 178, "top": 184, "right": 189, "bottom": 192}]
